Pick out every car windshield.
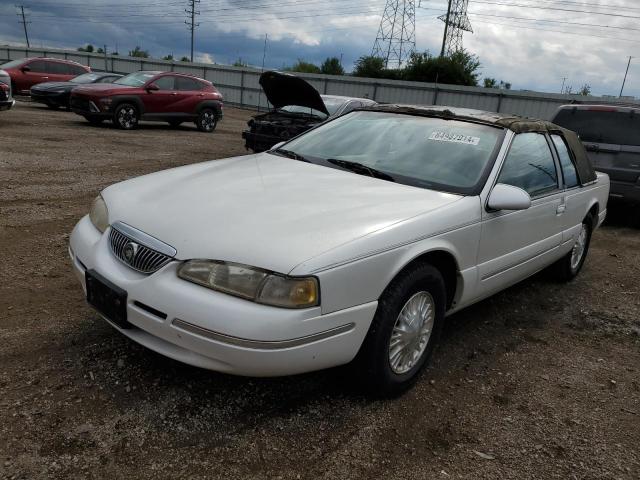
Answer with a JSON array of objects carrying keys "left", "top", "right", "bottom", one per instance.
[
  {"left": 72, "top": 73, "right": 102, "bottom": 84},
  {"left": 279, "top": 111, "right": 505, "bottom": 194},
  {"left": 1, "top": 59, "right": 26, "bottom": 69},
  {"left": 114, "top": 72, "right": 156, "bottom": 87},
  {"left": 553, "top": 109, "right": 640, "bottom": 147},
  {"left": 279, "top": 104, "right": 327, "bottom": 118},
  {"left": 322, "top": 97, "right": 348, "bottom": 116}
]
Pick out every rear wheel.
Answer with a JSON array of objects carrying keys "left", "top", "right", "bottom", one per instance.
[
  {"left": 114, "top": 103, "right": 139, "bottom": 130},
  {"left": 196, "top": 108, "right": 217, "bottom": 132},
  {"left": 355, "top": 262, "right": 446, "bottom": 396},
  {"left": 553, "top": 215, "right": 594, "bottom": 281}
]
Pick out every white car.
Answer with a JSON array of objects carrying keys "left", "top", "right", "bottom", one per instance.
[{"left": 70, "top": 105, "right": 610, "bottom": 395}]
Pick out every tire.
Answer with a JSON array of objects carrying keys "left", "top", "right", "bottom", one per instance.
[
  {"left": 355, "top": 262, "right": 446, "bottom": 396},
  {"left": 84, "top": 115, "right": 104, "bottom": 125},
  {"left": 552, "top": 215, "right": 594, "bottom": 282},
  {"left": 168, "top": 119, "right": 183, "bottom": 128},
  {"left": 113, "top": 103, "right": 139, "bottom": 130},
  {"left": 196, "top": 108, "right": 217, "bottom": 132}
]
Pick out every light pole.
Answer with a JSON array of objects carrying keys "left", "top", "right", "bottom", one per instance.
[{"left": 619, "top": 56, "right": 633, "bottom": 98}]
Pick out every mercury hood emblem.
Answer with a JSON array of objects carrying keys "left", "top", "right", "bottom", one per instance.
[{"left": 123, "top": 241, "right": 139, "bottom": 264}]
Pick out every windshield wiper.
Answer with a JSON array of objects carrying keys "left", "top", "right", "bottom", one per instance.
[
  {"left": 326, "top": 159, "right": 395, "bottom": 182},
  {"left": 272, "top": 148, "right": 310, "bottom": 162}
]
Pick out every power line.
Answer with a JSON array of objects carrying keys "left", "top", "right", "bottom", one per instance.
[
  {"left": 185, "top": 0, "right": 200, "bottom": 61},
  {"left": 16, "top": 5, "right": 31, "bottom": 47}
]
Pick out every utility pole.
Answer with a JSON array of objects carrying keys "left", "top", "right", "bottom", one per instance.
[
  {"left": 438, "top": 0, "right": 472, "bottom": 57},
  {"left": 16, "top": 5, "right": 31, "bottom": 48},
  {"left": 619, "top": 56, "right": 633, "bottom": 98},
  {"left": 185, "top": 0, "right": 200, "bottom": 62},
  {"left": 440, "top": 0, "right": 452, "bottom": 57},
  {"left": 560, "top": 77, "right": 567, "bottom": 94},
  {"left": 103, "top": 44, "right": 108, "bottom": 72}
]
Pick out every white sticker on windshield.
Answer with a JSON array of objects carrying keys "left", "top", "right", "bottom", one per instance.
[{"left": 428, "top": 131, "right": 480, "bottom": 145}]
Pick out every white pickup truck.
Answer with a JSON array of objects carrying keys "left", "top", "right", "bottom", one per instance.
[{"left": 70, "top": 105, "right": 610, "bottom": 396}]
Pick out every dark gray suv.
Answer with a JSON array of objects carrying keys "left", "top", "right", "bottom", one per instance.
[{"left": 552, "top": 104, "right": 640, "bottom": 202}]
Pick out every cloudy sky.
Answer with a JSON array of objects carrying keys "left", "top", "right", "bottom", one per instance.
[{"left": 0, "top": 0, "right": 638, "bottom": 97}]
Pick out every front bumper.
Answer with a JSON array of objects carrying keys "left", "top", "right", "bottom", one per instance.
[
  {"left": 0, "top": 99, "right": 14, "bottom": 111},
  {"left": 31, "top": 91, "right": 69, "bottom": 107},
  {"left": 69, "top": 216, "right": 375, "bottom": 376}
]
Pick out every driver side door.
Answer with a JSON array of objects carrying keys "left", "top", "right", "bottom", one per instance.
[
  {"left": 476, "top": 132, "right": 565, "bottom": 299},
  {"left": 141, "top": 75, "right": 177, "bottom": 115}
]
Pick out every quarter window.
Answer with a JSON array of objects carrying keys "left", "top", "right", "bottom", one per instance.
[
  {"left": 153, "top": 76, "right": 175, "bottom": 90},
  {"left": 551, "top": 134, "right": 579, "bottom": 188},
  {"left": 69, "top": 64, "right": 87, "bottom": 75},
  {"left": 48, "top": 62, "right": 70, "bottom": 74},
  {"left": 498, "top": 133, "right": 558, "bottom": 197}
]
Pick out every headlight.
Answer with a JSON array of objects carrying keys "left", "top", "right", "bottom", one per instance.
[
  {"left": 177, "top": 260, "right": 319, "bottom": 309},
  {"left": 89, "top": 195, "right": 109, "bottom": 233}
]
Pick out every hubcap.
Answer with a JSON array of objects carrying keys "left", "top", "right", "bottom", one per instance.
[
  {"left": 201, "top": 111, "right": 214, "bottom": 130},
  {"left": 388, "top": 291, "right": 435, "bottom": 375},
  {"left": 118, "top": 107, "right": 136, "bottom": 128},
  {"left": 570, "top": 224, "right": 588, "bottom": 270}
]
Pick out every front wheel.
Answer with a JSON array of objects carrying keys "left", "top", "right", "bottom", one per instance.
[
  {"left": 355, "top": 262, "right": 446, "bottom": 396},
  {"left": 552, "top": 216, "right": 594, "bottom": 281},
  {"left": 113, "top": 103, "right": 139, "bottom": 130},
  {"left": 196, "top": 108, "right": 217, "bottom": 132}
]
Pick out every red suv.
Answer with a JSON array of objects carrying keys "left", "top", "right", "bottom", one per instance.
[
  {"left": 70, "top": 71, "right": 223, "bottom": 132},
  {"left": 0, "top": 57, "right": 90, "bottom": 95}
]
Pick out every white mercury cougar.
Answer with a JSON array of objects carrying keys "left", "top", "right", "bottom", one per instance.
[{"left": 70, "top": 105, "right": 610, "bottom": 395}]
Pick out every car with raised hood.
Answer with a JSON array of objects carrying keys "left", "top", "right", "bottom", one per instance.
[
  {"left": 0, "top": 57, "right": 90, "bottom": 95},
  {"left": 30, "top": 72, "right": 123, "bottom": 110},
  {"left": 242, "top": 70, "right": 376, "bottom": 152},
  {"left": 551, "top": 104, "right": 640, "bottom": 203},
  {"left": 0, "top": 69, "right": 14, "bottom": 111},
  {"left": 70, "top": 105, "right": 609, "bottom": 395},
  {"left": 69, "top": 71, "right": 223, "bottom": 132}
]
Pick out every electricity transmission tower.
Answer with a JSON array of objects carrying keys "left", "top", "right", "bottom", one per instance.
[
  {"left": 439, "top": 0, "right": 472, "bottom": 57},
  {"left": 372, "top": 0, "right": 416, "bottom": 69},
  {"left": 185, "top": 0, "right": 200, "bottom": 62},
  {"left": 16, "top": 5, "right": 31, "bottom": 48}
]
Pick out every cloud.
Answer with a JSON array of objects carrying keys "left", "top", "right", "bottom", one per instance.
[{"left": 198, "top": 53, "right": 215, "bottom": 64}]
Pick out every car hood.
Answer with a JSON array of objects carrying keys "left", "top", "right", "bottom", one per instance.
[
  {"left": 31, "top": 81, "right": 76, "bottom": 91},
  {"left": 72, "top": 83, "right": 133, "bottom": 95},
  {"left": 259, "top": 71, "right": 329, "bottom": 116},
  {"left": 102, "top": 153, "right": 461, "bottom": 274}
]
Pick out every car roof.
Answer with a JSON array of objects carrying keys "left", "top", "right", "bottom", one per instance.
[
  {"left": 556, "top": 104, "right": 640, "bottom": 113},
  {"left": 321, "top": 94, "right": 375, "bottom": 103},
  {"left": 363, "top": 104, "right": 564, "bottom": 134},
  {"left": 28, "top": 57, "right": 86, "bottom": 66}
]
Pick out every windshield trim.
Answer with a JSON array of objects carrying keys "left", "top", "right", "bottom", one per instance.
[{"left": 268, "top": 111, "right": 507, "bottom": 196}]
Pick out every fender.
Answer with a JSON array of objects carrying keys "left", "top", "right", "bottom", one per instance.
[
  {"left": 195, "top": 100, "right": 223, "bottom": 117},
  {"left": 110, "top": 95, "right": 146, "bottom": 115}
]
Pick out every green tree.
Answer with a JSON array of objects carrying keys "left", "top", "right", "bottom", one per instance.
[
  {"left": 403, "top": 50, "right": 480, "bottom": 86},
  {"left": 163, "top": 54, "right": 174, "bottom": 61},
  {"left": 129, "top": 46, "right": 149, "bottom": 58},
  {"left": 180, "top": 56, "right": 190, "bottom": 62},
  {"left": 483, "top": 77, "right": 497, "bottom": 88},
  {"left": 77, "top": 44, "right": 94, "bottom": 53},
  {"left": 321, "top": 57, "right": 344, "bottom": 75},
  {"left": 96, "top": 47, "right": 105, "bottom": 54},
  {"left": 578, "top": 84, "right": 591, "bottom": 96},
  {"left": 232, "top": 58, "right": 248, "bottom": 67},
  {"left": 288, "top": 59, "right": 321, "bottom": 74},
  {"left": 353, "top": 55, "right": 386, "bottom": 78}
]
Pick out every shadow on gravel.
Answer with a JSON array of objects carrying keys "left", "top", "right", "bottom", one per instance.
[{"left": 603, "top": 201, "right": 640, "bottom": 229}]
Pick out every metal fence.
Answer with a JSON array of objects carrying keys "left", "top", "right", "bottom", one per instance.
[{"left": 2, "top": 45, "right": 637, "bottom": 120}]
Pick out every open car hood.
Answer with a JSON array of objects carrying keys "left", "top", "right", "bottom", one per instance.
[{"left": 259, "top": 71, "right": 329, "bottom": 115}]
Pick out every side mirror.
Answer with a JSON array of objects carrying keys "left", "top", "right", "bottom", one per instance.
[
  {"left": 21, "top": 66, "right": 31, "bottom": 73},
  {"left": 270, "top": 141, "right": 286, "bottom": 151},
  {"left": 487, "top": 184, "right": 531, "bottom": 211},
  {"left": 146, "top": 83, "right": 159, "bottom": 92}
]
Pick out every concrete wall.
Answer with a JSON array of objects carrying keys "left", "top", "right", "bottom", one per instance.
[{"left": 2, "top": 45, "right": 637, "bottom": 119}]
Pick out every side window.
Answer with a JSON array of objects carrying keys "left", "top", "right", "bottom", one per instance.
[
  {"left": 551, "top": 134, "right": 579, "bottom": 188},
  {"left": 175, "top": 77, "right": 202, "bottom": 91},
  {"left": 153, "top": 76, "right": 175, "bottom": 90},
  {"left": 70, "top": 64, "right": 87, "bottom": 75},
  {"left": 48, "top": 62, "right": 68, "bottom": 74},
  {"left": 28, "top": 60, "right": 48, "bottom": 73},
  {"left": 498, "top": 133, "right": 559, "bottom": 197},
  {"left": 98, "top": 76, "right": 117, "bottom": 83}
]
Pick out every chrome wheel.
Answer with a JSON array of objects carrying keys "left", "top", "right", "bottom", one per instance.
[
  {"left": 200, "top": 110, "right": 216, "bottom": 132},
  {"left": 117, "top": 106, "right": 137, "bottom": 129},
  {"left": 388, "top": 291, "right": 435, "bottom": 375},
  {"left": 570, "top": 224, "right": 588, "bottom": 271}
]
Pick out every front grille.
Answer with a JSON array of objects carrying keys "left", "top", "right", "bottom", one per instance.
[
  {"left": 109, "top": 227, "right": 173, "bottom": 274},
  {"left": 70, "top": 96, "right": 90, "bottom": 111}
]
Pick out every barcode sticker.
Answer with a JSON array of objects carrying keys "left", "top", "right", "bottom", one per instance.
[{"left": 428, "top": 131, "right": 480, "bottom": 145}]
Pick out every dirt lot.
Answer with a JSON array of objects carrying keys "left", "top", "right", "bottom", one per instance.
[{"left": 1, "top": 101, "right": 639, "bottom": 480}]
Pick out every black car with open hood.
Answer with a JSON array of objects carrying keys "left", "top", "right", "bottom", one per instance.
[{"left": 242, "top": 71, "right": 376, "bottom": 153}]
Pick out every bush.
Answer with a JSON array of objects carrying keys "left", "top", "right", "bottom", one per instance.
[
  {"left": 288, "top": 60, "right": 321, "bottom": 74},
  {"left": 321, "top": 57, "right": 344, "bottom": 75}
]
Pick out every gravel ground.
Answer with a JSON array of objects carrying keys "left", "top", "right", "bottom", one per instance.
[{"left": 1, "top": 101, "right": 639, "bottom": 480}]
